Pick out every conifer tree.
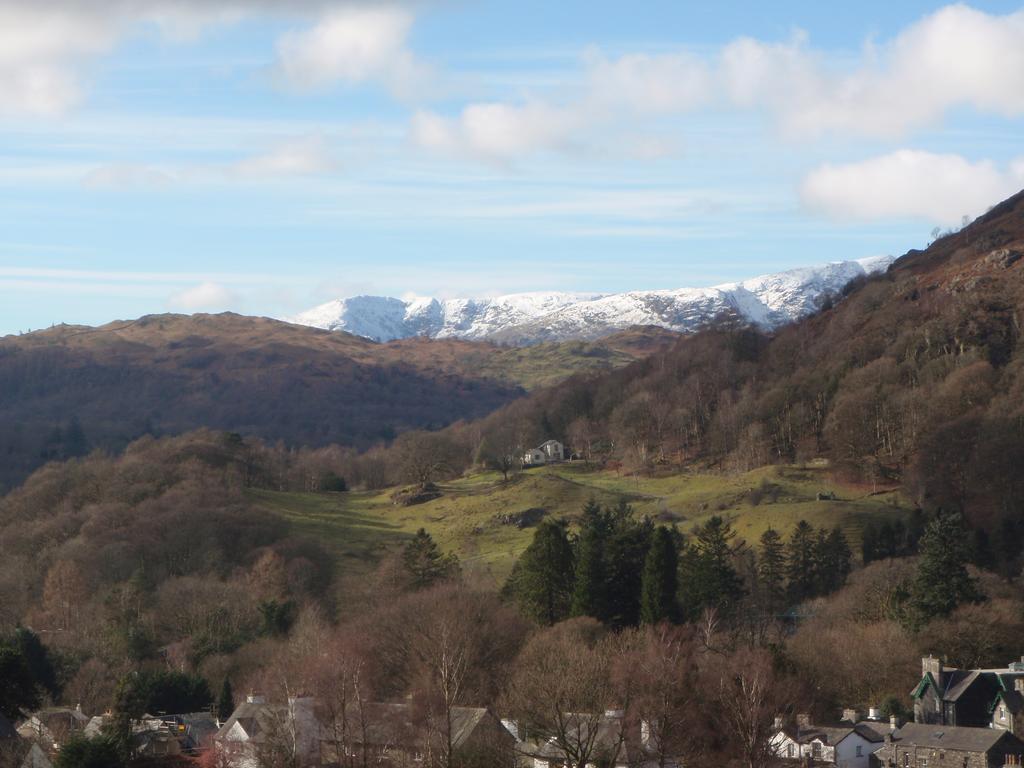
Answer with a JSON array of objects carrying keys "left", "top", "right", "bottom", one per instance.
[
  {"left": 640, "top": 526, "right": 679, "bottom": 625},
  {"left": 571, "top": 500, "right": 608, "bottom": 620},
  {"left": 602, "top": 501, "right": 651, "bottom": 627},
  {"left": 506, "top": 519, "right": 575, "bottom": 625},
  {"left": 681, "top": 516, "right": 745, "bottom": 617},
  {"left": 402, "top": 528, "right": 460, "bottom": 590},
  {"left": 786, "top": 520, "right": 816, "bottom": 603},
  {"left": 909, "top": 511, "right": 982, "bottom": 622},
  {"left": 218, "top": 677, "right": 234, "bottom": 722},
  {"left": 757, "top": 527, "right": 786, "bottom": 614}
]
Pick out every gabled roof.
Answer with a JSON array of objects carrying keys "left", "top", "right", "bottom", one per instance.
[
  {"left": 893, "top": 723, "right": 1022, "bottom": 753},
  {"left": 993, "top": 689, "right": 1024, "bottom": 716}
]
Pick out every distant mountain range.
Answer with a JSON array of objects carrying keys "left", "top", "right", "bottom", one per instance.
[{"left": 288, "top": 256, "right": 894, "bottom": 343}]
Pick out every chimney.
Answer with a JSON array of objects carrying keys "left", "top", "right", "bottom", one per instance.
[
  {"left": 246, "top": 693, "right": 266, "bottom": 705},
  {"left": 75, "top": 703, "right": 82, "bottom": 713},
  {"left": 773, "top": 716, "right": 784, "bottom": 730},
  {"left": 842, "top": 709, "right": 860, "bottom": 724},
  {"left": 868, "top": 708, "right": 881, "bottom": 720},
  {"left": 890, "top": 715, "right": 899, "bottom": 730},
  {"left": 1016, "top": 679, "right": 1024, "bottom": 694},
  {"left": 796, "top": 714, "right": 811, "bottom": 729},
  {"left": 922, "top": 655, "right": 943, "bottom": 681}
]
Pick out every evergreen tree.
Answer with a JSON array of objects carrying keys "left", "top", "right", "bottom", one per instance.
[
  {"left": 640, "top": 526, "right": 679, "bottom": 625},
  {"left": 55, "top": 735, "right": 126, "bottom": 768},
  {"left": 506, "top": 519, "right": 575, "bottom": 625},
  {"left": 757, "top": 527, "right": 786, "bottom": 614},
  {"left": 402, "top": 528, "right": 460, "bottom": 589},
  {"left": 681, "top": 516, "right": 745, "bottom": 618},
  {"left": 602, "top": 501, "right": 651, "bottom": 627},
  {"left": 571, "top": 500, "right": 608, "bottom": 619},
  {"left": 217, "top": 677, "right": 235, "bottom": 722},
  {"left": 0, "top": 644, "right": 40, "bottom": 720},
  {"left": 995, "top": 517, "right": 1023, "bottom": 580},
  {"left": 971, "top": 528, "right": 996, "bottom": 572},
  {"left": 821, "top": 527, "right": 852, "bottom": 593},
  {"left": 909, "top": 511, "right": 983, "bottom": 623},
  {"left": 786, "top": 520, "right": 817, "bottom": 603}
]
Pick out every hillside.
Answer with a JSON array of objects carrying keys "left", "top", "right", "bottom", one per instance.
[
  {"left": 290, "top": 257, "right": 892, "bottom": 342},
  {"left": 406, "top": 188, "right": 1024, "bottom": 550},
  {"left": 0, "top": 314, "right": 674, "bottom": 489},
  {"left": 253, "top": 462, "right": 910, "bottom": 588}
]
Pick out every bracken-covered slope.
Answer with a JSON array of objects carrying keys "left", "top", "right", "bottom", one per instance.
[
  {"left": 289, "top": 256, "right": 893, "bottom": 343},
  {"left": 0, "top": 314, "right": 675, "bottom": 489}
]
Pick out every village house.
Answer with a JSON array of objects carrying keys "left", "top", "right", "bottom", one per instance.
[
  {"left": 874, "top": 722, "right": 1024, "bottom": 768},
  {"left": 215, "top": 694, "right": 320, "bottom": 768},
  {"left": 770, "top": 712, "right": 887, "bottom": 768},
  {"left": 522, "top": 710, "right": 683, "bottom": 768},
  {"left": 992, "top": 680, "right": 1024, "bottom": 740},
  {"left": 0, "top": 713, "right": 53, "bottom": 768},
  {"left": 16, "top": 706, "right": 89, "bottom": 753},
  {"left": 320, "top": 701, "right": 514, "bottom": 768},
  {"left": 523, "top": 440, "right": 565, "bottom": 466},
  {"left": 913, "top": 656, "right": 1024, "bottom": 728}
]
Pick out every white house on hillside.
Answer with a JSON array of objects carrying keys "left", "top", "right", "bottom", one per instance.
[
  {"left": 770, "top": 712, "right": 887, "bottom": 768},
  {"left": 523, "top": 440, "right": 565, "bottom": 466}
]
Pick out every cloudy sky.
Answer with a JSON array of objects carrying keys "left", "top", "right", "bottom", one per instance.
[{"left": 1, "top": 1, "right": 1023, "bottom": 334}]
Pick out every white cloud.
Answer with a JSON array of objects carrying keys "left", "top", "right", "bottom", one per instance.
[
  {"left": 0, "top": 1, "right": 424, "bottom": 116},
  {"left": 230, "top": 136, "right": 338, "bottom": 177},
  {"left": 168, "top": 281, "right": 238, "bottom": 311},
  {"left": 274, "top": 6, "right": 424, "bottom": 96},
  {"left": 411, "top": 102, "right": 581, "bottom": 161},
  {"left": 719, "top": 5, "right": 1024, "bottom": 138},
  {"left": 583, "top": 48, "right": 711, "bottom": 114},
  {"left": 800, "top": 150, "right": 1024, "bottom": 225},
  {"left": 413, "top": 4, "right": 1024, "bottom": 162}
]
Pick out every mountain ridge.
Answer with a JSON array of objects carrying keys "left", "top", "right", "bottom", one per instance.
[{"left": 289, "top": 256, "right": 894, "bottom": 343}]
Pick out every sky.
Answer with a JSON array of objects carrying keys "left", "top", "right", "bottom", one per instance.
[{"left": 1, "top": 0, "right": 1024, "bottom": 335}]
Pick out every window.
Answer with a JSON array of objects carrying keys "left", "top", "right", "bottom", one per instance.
[
  {"left": 787, "top": 744, "right": 794, "bottom": 758},
  {"left": 856, "top": 745, "right": 863, "bottom": 757},
  {"left": 812, "top": 742, "right": 822, "bottom": 759}
]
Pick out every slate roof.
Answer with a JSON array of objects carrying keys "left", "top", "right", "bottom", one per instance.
[
  {"left": 354, "top": 702, "right": 499, "bottom": 751},
  {"left": 994, "top": 690, "right": 1024, "bottom": 716},
  {"left": 892, "top": 723, "right": 1021, "bottom": 753}
]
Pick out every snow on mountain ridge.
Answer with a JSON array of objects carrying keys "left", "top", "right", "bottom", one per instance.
[{"left": 288, "top": 257, "right": 893, "bottom": 343}]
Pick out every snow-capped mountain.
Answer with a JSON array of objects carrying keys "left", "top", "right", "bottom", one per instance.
[{"left": 289, "top": 256, "right": 894, "bottom": 344}]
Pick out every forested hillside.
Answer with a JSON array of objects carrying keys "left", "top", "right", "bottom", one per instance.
[
  {"left": 424, "top": 190, "right": 1024, "bottom": 556},
  {"left": 0, "top": 314, "right": 675, "bottom": 489}
]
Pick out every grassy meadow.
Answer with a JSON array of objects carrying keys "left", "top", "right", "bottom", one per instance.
[{"left": 250, "top": 462, "right": 909, "bottom": 590}]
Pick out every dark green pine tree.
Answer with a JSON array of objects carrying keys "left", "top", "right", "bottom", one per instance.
[
  {"left": 757, "top": 527, "right": 786, "bottom": 615},
  {"left": 909, "top": 511, "right": 983, "bottom": 622},
  {"left": 682, "top": 516, "right": 745, "bottom": 618},
  {"left": 602, "top": 502, "right": 651, "bottom": 627},
  {"left": 0, "top": 644, "right": 41, "bottom": 720},
  {"left": 827, "top": 528, "right": 851, "bottom": 593},
  {"left": 505, "top": 519, "right": 576, "bottom": 625},
  {"left": 786, "top": 520, "right": 817, "bottom": 603},
  {"left": 402, "top": 528, "right": 460, "bottom": 590},
  {"left": 571, "top": 500, "right": 609, "bottom": 619},
  {"left": 217, "top": 677, "right": 235, "bottom": 722},
  {"left": 640, "top": 526, "right": 679, "bottom": 625}
]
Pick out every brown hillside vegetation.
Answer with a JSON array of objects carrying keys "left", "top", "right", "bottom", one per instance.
[
  {"left": 433, "top": 189, "right": 1024, "bottom": 542},
  {"left": 0, "top": 314, "right": 675, "bottom": 489}
]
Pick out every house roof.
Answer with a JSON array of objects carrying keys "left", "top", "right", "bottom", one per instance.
[
  {"left": 994, "top": 690, "right": 1024, "bottom": 716},
  {"left": 355, "top": 702, "right": 498, "bottom": 751},
  {"left": 534, "top": 713, "right": 634, "bottom": 764},
  {"left": 893, "top": 723, "right": 1022, "bottom": 753}
]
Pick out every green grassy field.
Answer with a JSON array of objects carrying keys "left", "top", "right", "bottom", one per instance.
[{"left": 249, "top": 463, "right": 909, "bottom": 589}]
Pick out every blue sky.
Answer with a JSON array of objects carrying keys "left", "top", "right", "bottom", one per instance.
[{"left": 1, "top": 0, "right": 1023, "bottom": 335}]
